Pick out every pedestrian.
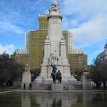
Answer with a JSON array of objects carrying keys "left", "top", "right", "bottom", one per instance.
[
  {"left": 29, "top": 83, "right": 32, "bottom": 90},
  {"left": 24, "top": 83, "right": 26, "bottom": 90}
]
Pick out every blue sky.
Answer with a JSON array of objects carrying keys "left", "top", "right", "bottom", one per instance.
[{"left": 0, "top": 0, "right": 107, "bottom": 64}]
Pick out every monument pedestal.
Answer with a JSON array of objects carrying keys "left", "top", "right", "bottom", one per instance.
[{"left": 51, "top": 83, "right": 63, "bottom": 91}]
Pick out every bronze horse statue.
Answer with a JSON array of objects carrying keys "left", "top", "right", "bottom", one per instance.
[{"left": 51, "top": 65, "right": 62, "bottom": 83}]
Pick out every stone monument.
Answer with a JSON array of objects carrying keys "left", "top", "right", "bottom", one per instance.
[
  {"left": 33, "top": 0, "right": 77, "bottom": 90},
  {"left": 82, "top": 72, "right": 92, "bottom": 90},
  {"left": 21, "top": 64, "right": 31, "bottom": 90}
]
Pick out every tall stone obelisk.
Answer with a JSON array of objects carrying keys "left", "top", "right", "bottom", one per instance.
[{"left": 35, "top": 0, "right": 76, "bottom": 87}]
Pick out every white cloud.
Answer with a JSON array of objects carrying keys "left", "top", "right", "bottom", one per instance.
[
  {"left": 61, "top": 0, "right": 107, "bottom": 64},
  {"left": 71, "top": 16, "right": 107, "bottom": 48},
  {"left": 0, "top": 44, "right": 15, "bottom": 54},
  {"left": 0, "top": 21, "right": 24, "bottom": 34},
  {"left": 62, "top": 0, "right": 107, "bottom": 17},
  {"left": 61, "top": 0, "right": 107, "bottom": 48}
]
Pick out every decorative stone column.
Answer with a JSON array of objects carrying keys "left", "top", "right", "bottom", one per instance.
[
  {"left": 82, "top": 72, "right": 92, "bottom": 90},
  {"left": 21, "top": 64, "right": 31, "bottom": 90}
]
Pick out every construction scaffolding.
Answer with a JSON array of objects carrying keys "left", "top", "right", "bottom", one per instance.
[{"left": 14, "top": 15, "right": 87, "bottom": 72}]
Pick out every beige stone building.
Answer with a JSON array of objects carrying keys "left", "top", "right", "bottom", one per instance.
[{"left": 96, "top": 42, "right": 107, "bottom": 62}]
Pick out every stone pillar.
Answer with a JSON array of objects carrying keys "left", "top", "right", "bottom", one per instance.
[
  {"left": 82, "top": 72, "right": 92, "bottom": 90},
  {"left": 60, "top": 38, "right": 68, "bottom": 65},
  {"left": 43, "top": 38, "right": 50, "bottom": 64},
  {"left": 21, "top": 64, "right": 31, "bottom": 90}
]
